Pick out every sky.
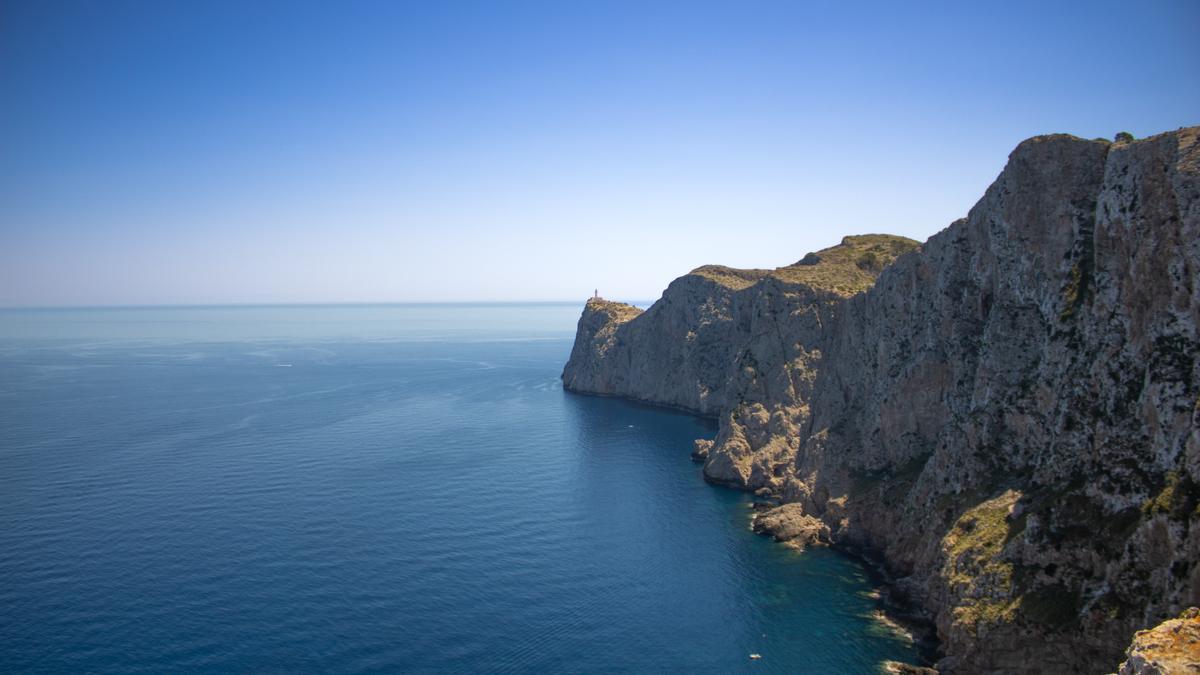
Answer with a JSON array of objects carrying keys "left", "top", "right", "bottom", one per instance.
[{"left": 1, "top": 1, "right": 1197, "bottom": 306}]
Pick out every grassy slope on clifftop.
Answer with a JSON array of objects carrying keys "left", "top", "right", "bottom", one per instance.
[{"left": 688, "top": 234, "right": 920, "bottom": 297}]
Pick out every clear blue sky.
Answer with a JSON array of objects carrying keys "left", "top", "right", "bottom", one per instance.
[{"left": 1, "top": 1, "right": 1197, "bottom": 306}]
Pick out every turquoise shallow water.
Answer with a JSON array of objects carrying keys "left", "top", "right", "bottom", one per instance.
[{"left": 0, "top": 304, "right": 920, "bottom": 673}]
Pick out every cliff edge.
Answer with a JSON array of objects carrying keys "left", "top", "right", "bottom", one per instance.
[{"left": 563, "top": 127, "right": 1200, "bottom": 674}]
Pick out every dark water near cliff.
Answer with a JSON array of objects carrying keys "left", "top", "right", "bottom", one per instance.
[{"left": 0, "top": 304, "right": 919, "bottom": 673}]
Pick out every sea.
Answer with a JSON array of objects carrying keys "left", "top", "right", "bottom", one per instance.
[{"left": 0, "top": 304, "right": 922, "bottom": 673}]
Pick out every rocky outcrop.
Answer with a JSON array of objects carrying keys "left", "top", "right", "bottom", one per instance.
[
  {"left": 562, "top": 234, "right": 919, "bottom": 418},
  {"left": 884, "top": 662, "right": 941, "bottom": 675},
  {"left": 1117, "top": 608, "right": 1200, "bottom": 674},
  {"left": 563, "top": 127, "right": 1200, "bottom": 673},
  {"left": 751, "top": 502, "right": 830, "bottom": 549}
]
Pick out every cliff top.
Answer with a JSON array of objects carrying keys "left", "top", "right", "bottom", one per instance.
[
  {"left": 1010, "top": 127, "right": 1199, "bottom": 170},
  {"left": 584, "top": 296, "right": 644, "bottom": 321},
  {"left": 688, "top": 265, "right": 772, "bottom": 290},
  {"left": 688, "top": 233, "right": 920, "bottom": 297},
  {"left": 774, "top": 234, "right": 920, "bottom": 296}
]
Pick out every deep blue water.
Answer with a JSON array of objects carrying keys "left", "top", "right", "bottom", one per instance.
[{"left": 0, "top": 305, "right": 919, "bottom": 673}]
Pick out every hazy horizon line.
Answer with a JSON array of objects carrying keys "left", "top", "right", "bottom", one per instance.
[{"left": 0, "top": 299, "right": 657, "bottom": 311}]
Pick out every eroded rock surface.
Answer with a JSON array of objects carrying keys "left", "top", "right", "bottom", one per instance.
[
  {"left": 751, "top": 502, "right": 830, "bottom": 549},
  {"left": 563, "top": 127, "right": 1200, "bottom": 673},
  {"left": 1117, "top": 608, "right": 1200, "bottom": 674}
]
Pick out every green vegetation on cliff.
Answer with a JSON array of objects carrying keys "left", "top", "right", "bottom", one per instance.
[
  {"left": 584, "top": 296, "right": 644, "bottom": 323},
  {"left": 688, "top": 265, "right": 770, "bottom": 290},
  {"left": 774, "top": 234, "right": 920, "bottom": 295},
  {"left": 689, "top": 234, "right": 920, "bottom": 296},
  {"left": 943, "top": 491, "right": 1021, "bottom": 629}
]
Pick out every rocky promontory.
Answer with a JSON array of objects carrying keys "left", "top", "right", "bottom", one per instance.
[
  {"left": 563, "top": 127, "right": 1200, "bottom": 673},
  {"left": 1117, "top": 608, "right": 1200, "bottom": 674}
]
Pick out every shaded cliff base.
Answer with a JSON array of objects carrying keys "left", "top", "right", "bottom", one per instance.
[
  {"left": 578, "top": 378, "right": 1200, "bottom": 673},
  {"left": 746, "top": 495, "right": 943, "bottom": 666}
]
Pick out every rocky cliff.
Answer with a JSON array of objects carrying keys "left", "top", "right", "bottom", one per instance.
[
  {"left": 562, "top": 127, "right": 1200, "bottom": 674},
  {"left": 1117, "top": 608, "right": 1200, "bottom": 674}
]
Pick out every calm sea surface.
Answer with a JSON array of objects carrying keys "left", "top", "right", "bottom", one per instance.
[{"left": 0, "top": 304, "right": 920, "bottom": 673}]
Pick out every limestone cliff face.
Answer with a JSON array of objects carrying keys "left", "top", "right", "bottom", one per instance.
[
  {"left": 562, "top": 127, "right": 1200, "bottom": 674},
  {"left": 562, "top": 235, "right": 918, "bottom": 419}
]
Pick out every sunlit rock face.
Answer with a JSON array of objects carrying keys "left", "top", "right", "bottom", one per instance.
[
  {"left": 564, "top": 127, "right": 1200, "bottom": 673},
  {"left": 1117, "top": 608, "right": 1200, "bottom": 675}
]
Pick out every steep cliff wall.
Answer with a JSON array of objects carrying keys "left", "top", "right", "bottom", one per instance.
[
  {"left": 562, "top": 127, "right": 1200, "bottom": 674},
  {"left": 562, "top": 235, "right": 918, "bottom": 418}
]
